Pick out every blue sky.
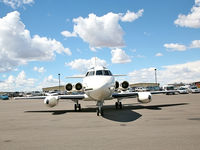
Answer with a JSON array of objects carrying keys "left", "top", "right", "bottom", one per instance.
[{"left": 0, "top": 0, "right": 200, "bottom": 91}]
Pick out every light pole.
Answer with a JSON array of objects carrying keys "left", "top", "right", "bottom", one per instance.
[
  {"left": 154, "top": 69, "right": 157, "bottom": 84},
  {"left": 58, "top": 73, "right": 60, "bottom": 93}
]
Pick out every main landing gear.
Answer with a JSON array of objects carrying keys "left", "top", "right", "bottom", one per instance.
[
  {"left": 115, "top": 100, "right": 122, "bottom": 109},
  {"left": 74, "top": 101, "right": 81, "bottom": 111},
  {"left": 96, "top": 101, "right": 104, "bottom": 116}
]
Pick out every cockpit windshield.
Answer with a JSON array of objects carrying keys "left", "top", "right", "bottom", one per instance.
[
  {"left": 85, "top": 70, "right": 112, "bottom": 76},
  {"left": 96, "top": 70, "right": 112, "bottom": 76},
  {"left": 96, "top": 70, "right": 103, "bottom": 75}
]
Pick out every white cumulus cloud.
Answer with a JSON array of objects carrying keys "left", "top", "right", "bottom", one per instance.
[
  {"left": 1, "top": 0, "right": 34, "bottom": 9},
  {"left": 73, "top": 12, "right": 124, "bottom": 49},
  {"left": 129, "top": 60, "right": 200, "bottom": 85},
  {"left": 62, "top": 10, "right": 143, "bottom": 50},
  {"left": 111, "top": 48, "right": 131, "bottom": 64},
  {"left": 33, "top": 67, "right": 46, "bottom": 73},
  {"left": 66, "top": 57, "right": 107, "bottom": 73},
  {"left": 174, "top": 0, "right": 200, "bottom": 28},
  {"left": 129, "top": 67, "right": 156, "bottom": 83},
  {"left": 35, "top": 74, "right": 66, "bottom": 90},
  {"left": 190, "top": 40, "right": 200, "bottom": 48},
  {"left": 0, "top": 72, "right": 65, "bottom": 91},
  {"left": 0, "top": 70, "right": 36, "bottom": 91},
  {"left": 120, "top": 9, "right": 144, "bottom": 22},
  {"left": 0, "top": 11, "right": 71, "bottom": 72},
  {"left": 61, "top": 30, "right": 77, "bottom": 37},
  {"left": 155, "top": 53, "right": 163, "bottom": 57},
  {"left": 164, "top": 43, "right": 187, "bottom": 51}
]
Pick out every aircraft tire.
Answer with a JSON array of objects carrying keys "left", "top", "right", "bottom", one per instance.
[
  {"left": 97, "top": 109, "right": 100, "bottom": 116},
  {"left": 101, "top": 108, "right": 104, "bottom": 116},
  {"left": 74, "top": 104, "right": 77, "bottom": 111},
  {"left": 97, "top": 107, "right": 104, "bottom": 116},
  {"left": 115, "top": 102, "right": 118, "bottom": 109},
  {"left": 78, "top": 104, "right": 81, "bottom": 111},
  {"left": 119, "top": 102, "right": 122, "bottom": 109}
]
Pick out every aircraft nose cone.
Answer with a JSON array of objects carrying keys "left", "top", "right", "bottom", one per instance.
[{"left": 96, "top": 82, "right": 107, "bottom": 89}]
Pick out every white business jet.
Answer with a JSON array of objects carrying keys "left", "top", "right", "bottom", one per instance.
[{"left": 15, "top": 66, "right": 167, "bottom": 116}]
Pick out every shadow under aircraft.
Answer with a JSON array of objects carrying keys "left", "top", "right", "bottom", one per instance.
[{"left": 25, "top": 102, "right": 188, "bottom": 123}]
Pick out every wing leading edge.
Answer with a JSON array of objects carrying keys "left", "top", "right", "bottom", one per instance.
[
  {"left": 112, "top": 92, "right": 138, "bottom": 98},
  {"left": 58, "top": 94, "right": 85, "bottom": 100},
  {"left": 112, "top": 90, "right": 178, "bottom": 99},
  {"left": 14, "top": 94, "right": 86, "bottom": 100}
]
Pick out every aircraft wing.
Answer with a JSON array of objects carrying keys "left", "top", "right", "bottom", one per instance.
[
  {"left": 14, "top": 94, "right": 86, "bottom": 100},
  {"left": 58, "top": 94, "right": 85, "bottom": 100},
  {"left": 14, "top": 96, "right": 47, "bottom": 100},
  {"left": 112, "top": 92, "right": 138, "bottom": 98},
  {"left": 150, "top": 90, "right": 178, "bottom": 94},
  {"left": 112, "top": 90, "right": 178, "bottom": 99},
  {"left": 112, "top": 91, "right": 151, "bottom": 104}
]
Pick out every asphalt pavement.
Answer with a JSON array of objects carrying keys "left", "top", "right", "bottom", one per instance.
[{"left": 0, "top": 94, "right": 200, "bottom": 150}]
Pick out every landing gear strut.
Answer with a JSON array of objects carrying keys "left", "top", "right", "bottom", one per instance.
[
  {"left": 97, "top": 107, "right": 103, "bottom": 116},
  {"left": 96, "top": 101, "right": 104, "bottom": 116},
  {"left": 115, "top": 100, "right": 122, "bottom": 109},
  {"left": 74, "top": 101, "right": 81, "bottom": 111}
]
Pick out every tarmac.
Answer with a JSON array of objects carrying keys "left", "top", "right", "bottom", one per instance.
[{"left": 0, "top": 94, "right": 200, "bottom": 150}]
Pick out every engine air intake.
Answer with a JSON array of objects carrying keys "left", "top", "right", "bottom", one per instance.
[
  {"left": 121, "top": 81, "right": 129, "bottom": 89},
  {"left": 75, "top": 83, "right": 83, "bottom": 91},
  {"left": 65, "top": 83, "right": 73, "bottom": 91}
]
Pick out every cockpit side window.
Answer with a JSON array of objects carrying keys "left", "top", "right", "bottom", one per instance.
[
  {"left": 108, "top": 70, "right": 112, "bottom": 76},
  {"left": 88, "top": 71, "right": 95, "bottom": 76},
  {"left": 85, "top": 72, "right": 89, "bottom": 76},
  {"left": 104, "top": 70, "right": 112, "bottom": 76},
  {"left": 104, "top": 70, "right": 109, "bottom": 75},
  {"left": 96, "top": 70, "right": 103, "bottom": 75}
]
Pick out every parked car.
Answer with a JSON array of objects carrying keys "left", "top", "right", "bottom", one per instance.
[
  {"left": 0, "top": 95, "right": 9, "bottom": 100},
  {"left": 163, "top": 85, "right": 176, "bottom": 95},
  {"left": 31, "top": 91, "right": 43, "bottom": 96},
  {"left": 135, "top": 87, "right": 146, "bottom": 92},
  {"left": 189, "top": 86, "right": 200, "bottom": 93},
  {"left": 178, "top": 87, "right": 189, "bottom": 94},
  {"left": 146, "top": 86, "right": 161, "bottom": 91}
]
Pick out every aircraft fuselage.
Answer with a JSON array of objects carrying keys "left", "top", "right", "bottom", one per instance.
[{"left": 83, "top": 75, "right": 115, "bottom": 101}]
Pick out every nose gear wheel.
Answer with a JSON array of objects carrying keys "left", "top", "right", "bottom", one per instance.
[{"left": 74, "top": 103, "right": 81, "bottom": 111}]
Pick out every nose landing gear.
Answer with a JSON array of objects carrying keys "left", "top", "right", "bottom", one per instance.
[
  {"left": 74, "top": 100, "right": 81, "bottom": 111},
  {"left": 96, "top": 101, "right": 104, "bottom": 116}
]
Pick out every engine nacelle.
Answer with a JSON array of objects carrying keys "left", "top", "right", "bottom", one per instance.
[
  {"left": 65, "top": 83, "right": 73, "bottom": 91},
  {"left": 75, "top": 82, "right": 83, "bottom": 91},
  {"left": 137, "top": 92, "right": 152, "bottom": 104},
  {"left": 120, "top": 81, "right": 129, "bottom": 90},
  {"left": 44, "top": 96, "right": 58, "bottom": 107},
  {"left": 115, "top": 81, "right": 119, "bottom": 89}
]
